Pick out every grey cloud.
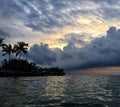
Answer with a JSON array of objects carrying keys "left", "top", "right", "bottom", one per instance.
[
  {"left": 0, "top": 0, "right": 120, "bottom": 33},
  {"left": 28, "top": 27, "right": 120, "bottom": 71},
  {"left": 0, "top": 29, "right": 10, "bottom": 38},
  {"left": 0, "top": 0, "right": 106, "bottom": 33},
  {"left": 92, "top": 0, "right": 120, "bottom": 20},
  {"left": 92, "top": 0, "right": 120, "bottom": 5},
  {"left": 59, "top": 33, "right": 91, "bottom": 47},
  {"left": 101, "top": 8, "right": 120, "bottom": 20},
  {"left": 28, "top": 43, "right": 56, "bottom": 65}
]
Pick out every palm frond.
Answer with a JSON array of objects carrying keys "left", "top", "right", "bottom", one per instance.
[{"left": 2, "top": 52, "right": 7, "bottom": 56}]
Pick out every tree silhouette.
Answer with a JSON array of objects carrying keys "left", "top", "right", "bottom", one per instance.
[
  {"left": 0, "top": 38, "right": 4, "bottom": 47},
  {"left": 2, "top": 44, "right": 13, "bottom": 62},
  {"left": 0, "top": 39, "right": 65, "bottom": 76},
  {"left": 13, "top": 42, "right": 28, "bottom": 59}
]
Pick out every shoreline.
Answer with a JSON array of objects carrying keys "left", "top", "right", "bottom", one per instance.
[
  {"left": 0, "top": 72, "right": 65, "bottom": 77},
  {"left": 0, "top": 67, "right": 65, "bottom": 77}
]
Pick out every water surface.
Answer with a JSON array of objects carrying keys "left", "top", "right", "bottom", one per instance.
[{"left": 0, "top": 75, "right": 119, "bottom": 107}]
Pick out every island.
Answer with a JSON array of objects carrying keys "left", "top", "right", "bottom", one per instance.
[
  {"left": 0, "top": 59, "right": 65, "bottom": 77},
  {"left": 0, "top": 38, "right": 65, "bottom": 77}
]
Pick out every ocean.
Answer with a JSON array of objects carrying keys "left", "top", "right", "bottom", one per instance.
[{"left": 0, "top": 75, "right": 119, "bottom": 107}]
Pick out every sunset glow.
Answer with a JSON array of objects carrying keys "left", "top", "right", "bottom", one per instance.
[{"left": 74, "top": 67, "right": 120, "bottom": 75}]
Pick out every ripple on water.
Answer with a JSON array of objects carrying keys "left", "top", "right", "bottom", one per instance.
[{"left": 0, "top": 75, "right": 119, "bottom": 107}]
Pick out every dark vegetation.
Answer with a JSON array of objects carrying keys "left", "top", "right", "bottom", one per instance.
[{"left": 0, "top": 38, "right": 65, "bottom": 77}]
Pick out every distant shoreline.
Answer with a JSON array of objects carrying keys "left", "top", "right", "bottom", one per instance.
[{"left": 0, "top": 71, "right": 65, "bottom": 77}]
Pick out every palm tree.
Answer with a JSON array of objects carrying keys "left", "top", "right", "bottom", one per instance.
[
  {"left": 13, "top": 42, "right": 28, "bottom": 60},
  {"left": 0, "top": 38, "right": 4, "bottom": 47},
  {"left": 2, "top": 44, "right": 13, "bottom": 62}
]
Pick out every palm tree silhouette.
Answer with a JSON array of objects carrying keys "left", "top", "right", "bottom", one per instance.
[
  {"left": 0, "top": 38, "right": 4, "bottom": 47},
  {"left": 2, "top": 44, "right": 13, "bottom": 62},
  {"left": 13, "top": 42, "right": 28, "bottom": 60}
]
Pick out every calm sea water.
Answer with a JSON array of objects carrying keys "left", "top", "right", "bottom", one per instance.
[{"left": 0, "top": 75, "right": 119, "bottom": 107}]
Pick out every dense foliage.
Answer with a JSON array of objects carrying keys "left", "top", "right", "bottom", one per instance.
[
  {"left": 1, "top": 59, "right": 65, "bottom": 76},
  {"left": 0, "top": 38, "right": 65, "bottom": 76}
]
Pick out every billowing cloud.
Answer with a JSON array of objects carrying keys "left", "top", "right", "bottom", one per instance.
[
  {"left": 28, "top": 27, "right": 120, "bottom": 71},
  {"left": 29, "top": 43, "right": 56, "bottom": 65},
  {"left": 59, "top": 33, "right": 93, "bottom": 48}
]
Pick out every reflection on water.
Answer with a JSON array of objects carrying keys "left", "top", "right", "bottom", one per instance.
[
  {"left": 0, "top": 75, "right": 119, "bottom": 107},
  {"left": 45, "top": 76, "right": 67, "bottom": 98}
]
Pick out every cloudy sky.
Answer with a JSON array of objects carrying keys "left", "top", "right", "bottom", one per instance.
[{"left": 0, "top": 0, "right": 120, "bottom": 72}]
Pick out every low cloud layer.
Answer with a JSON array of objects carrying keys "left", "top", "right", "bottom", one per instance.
[{"left": 28, "top": 27, "right": 120, "bottom": 71}]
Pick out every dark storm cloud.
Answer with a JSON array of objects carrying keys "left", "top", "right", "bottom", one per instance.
[
  {"left": 29, "top": 43, "right": 56, "bottom": 65},
  {"left": 28, "top": 27, "right": 120, "bottom": 71}
]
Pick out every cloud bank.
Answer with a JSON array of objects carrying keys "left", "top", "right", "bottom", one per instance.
[{"left": 28, "top": 27, "right": 120, "bottom": 71}]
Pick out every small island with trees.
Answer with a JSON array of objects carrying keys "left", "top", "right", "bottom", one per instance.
[{"left": 0, "top": 38, "right": 65, "bottom": 77}]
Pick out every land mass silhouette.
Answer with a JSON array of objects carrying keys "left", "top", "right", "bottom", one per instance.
[{"left": 0, "top": 38, "right": 65, "bottom": 77}]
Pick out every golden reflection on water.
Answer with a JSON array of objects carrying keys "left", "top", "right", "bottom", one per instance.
[
  {"left": 45, "top": 76, "right": 67, "bottom": 99},
  {"left": 44, "top": 75, "right": 112, "bottom": 103}
]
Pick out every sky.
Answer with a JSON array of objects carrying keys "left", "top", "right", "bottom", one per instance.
[{"left": 0, "top": 0, "right": 120, "bottom": 72}]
